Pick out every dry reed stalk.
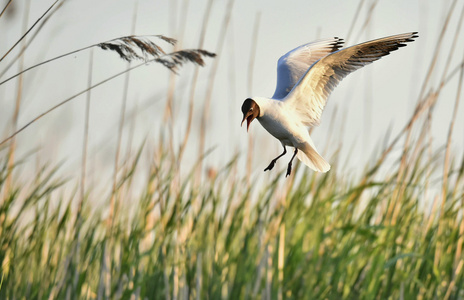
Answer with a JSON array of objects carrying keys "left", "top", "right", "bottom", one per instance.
[
  {"left": 275, "top": 159, "right": 298, "bottom": 298},
  {"left": 418, "top": 2, "right": 464, "bottom": 210},
  {"left": 450, "top": 125, "right": 464, "bottom": 204},
  {"left": 78, "top": 50, "right": 93, "bottom": 215},
  {"left": 173, "top": 236, "right": 179, "bottom": 300},
  {"left": 109, "top": 49, "right": 132, "bottom": 231},
  {"left": 163, "top": 245, "right": 172, "bottom": 300},
  {"left": 178, "top": 0, "right": 213, "bottom": 163},
  {"left": 239, "top": 11, "right": 261, "bottom": 229},
  {"left": 0, "top": 63, "right": 139, "bottom": 147},
  {"left": 164, "top": 1, "right": 189, "bottom": 300},
  {"left": 424, "top": 195, "right": 439, "bottom": 239},
  {"left": 394, "top": 45, "right": 462, "bottom": 211},
  {"left": 441, "top": 2, "right": 464, "bottom": 206},
  {"left": 71, "top": 49, "right": 94, "bottom": 297},
  {"left": 444, "top": 260, "right": 463, "bottom": 300},
  {"left": 397, "top": 1, "right": 458, "bottom": 187},
  {"left": 245, "top": 12, "right": 261, "bottom": 189},
  {"left": 429, "top": 2, "right": 464, "bottom": 269},
  {"left": 362, "top": 21, "right": 373, "bottom": 151},
  {"left": 164, "top": 3, "right": 213, "bottom": 298},
  {"left": 438, "top": 4, "right": 464, "bottom": 89},
  {"left": 390, "top": 111, "right": 432, "bottom": 224},
  {"left": 345, "top": 0, "right": 366, "bottom": 43},
  {"left": 389, "top": 1, "right": 456, "bottom": 225},
  {"left": 404, "top": 1, "right": 456, "bottom": 132},
  {"left": 167, "top": 0, "right": 190, "bottom": 214},
  {"left": 448, "top": 35, "right": 464, "bottom": 281},
  {"left": 120, "top": 100, "right": 138, "bottom": 203},
  {"left": 0, "top": 1, "right": 64, "bottom": 80},
  {"left": 105, "top": 6, "right": 139, "bottom": 296},
  {"left": 440, "top": 2, "right": 464, "bottom": 202},
  {"left": 278, "top": 223, "right": 285, "bottom": 300},
  {"left": 363, "top": 89, "right": 434, "bottom": 181},
  {"left": 455, "top": 201, "right": 464, "bottom": 280},
  {"left": 163, "top": 0, "right": 190, "bottom": 124},
  {"left": 424, "top": 107, "right": 434, "bottom": 207},
  {"left": 163, "top": 0, "right": 179, "bottom": 122},
  {"left": 252, "top": 221, "right": 266, "bottom": 297},
  {"left": 0, "top": 49, "right": 215, "bottom": 148},
  {"left": 196, "top": 252, "right": 202, "bottom": 300},
  {"left": 0, "top": 0, "right": 13, "bottom": 19},
  {"left": 356, "top": 87, "right": 435, "bottom": 225},
  {"left": 0, "top": 34, "right": 175, "bottom": 87},
  {"left": 225, "top": 23, "right": 238, "bottom": 150},
  {"left": 196, "top": 0, "right": 235, "bottom": 183},
  {"left": 321, "top": 106, "right": 340, "bottom": 171},
  {"left": 353, "top": 0, "right": 379, "bottom": 43},
  {"left": 265, "top": 243, "right": 273, "bottom": 300},
  {"left": 97, "top": 241, "right": 110, "bottom": 299},
  {"left": 413, "top": 0, "right": 457, "bottom": 105},
  {"left": 164, "top": 74, "right": 176, "bottom": 157},
  {"left": 0, "top": 0, "right": 58, "bottom": 62},
  {"left": 4, "top": 0, "right": 30, "bottom": 199},
  {"left": 162, "top": 0, "right": 182, "bottom": 158},
  {"left": 252, "top": 241, "right": 266, "bottom": 296}
]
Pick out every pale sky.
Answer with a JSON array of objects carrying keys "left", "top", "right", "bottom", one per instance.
[{"left": 1, "top": 0, "right": 463, "bottom": 188}]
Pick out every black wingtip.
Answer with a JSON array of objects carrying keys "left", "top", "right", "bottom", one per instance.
[{"left": 331, "top": 37, "right": 345, "bottom": 52}]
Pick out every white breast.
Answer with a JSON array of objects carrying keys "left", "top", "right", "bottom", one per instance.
[{"left": 257, "top": 103, "right": 309, "bottom": 147}]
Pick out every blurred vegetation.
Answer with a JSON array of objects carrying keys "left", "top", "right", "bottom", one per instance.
[
  {"left": 1, "top": 136, "right": 464, "bottom": 299},
  {"left": 1, "top": 0, "right": 464, "bottom": 299}
]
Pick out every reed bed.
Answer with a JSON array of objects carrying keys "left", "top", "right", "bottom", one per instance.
[
  {"left": 1, "top": 0, "right": 464, "bottom": 299},
  {"left": 0, "top": 131, "right": 463, "bottom": 299}
]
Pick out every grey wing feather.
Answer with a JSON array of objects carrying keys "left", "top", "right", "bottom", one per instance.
[
  {"left": 272, "top": 38, "right": 344, "bottom": 100},
  {"left": 285, "top": 32, "right": 418, "bottom": 126}
]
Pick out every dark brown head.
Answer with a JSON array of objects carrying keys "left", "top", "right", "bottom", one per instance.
[{"left": 241, "top": 98, "right": 260, "bottom": 132}]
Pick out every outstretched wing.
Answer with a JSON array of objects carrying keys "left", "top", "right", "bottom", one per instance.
[
  {"left": 284, "top": 32, "right": 418, "bottom": 126},
  {"left": 272, "top": 38, "right": 344, "bottom": 100}
]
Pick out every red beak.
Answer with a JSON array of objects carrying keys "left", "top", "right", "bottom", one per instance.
[{"left": 241, "top": 114, "right": 253, "bottom": 132}]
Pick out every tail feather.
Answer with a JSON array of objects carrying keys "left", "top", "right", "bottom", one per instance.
[{"left": 296, "top": 139, "right": 330, "bottom": 172}]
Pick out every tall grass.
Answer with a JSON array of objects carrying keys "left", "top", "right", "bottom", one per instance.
[
  {"left": 1, "top": 0, "right": 464, "bottom": 299},
  {"left": 1, "top": 134, "right": 463, "bottom": 299}
]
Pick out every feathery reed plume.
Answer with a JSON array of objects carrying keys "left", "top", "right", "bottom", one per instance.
[
  {"left": 97, "top": 35, "right": 175, "bottom": 62},
  {"left": 0, "top": 34, "right": 188, "bottom": 87},
  {"left": 0, "top": 46, "right": 216, "bottom": 147},
  {"left": 155, "top": 49, "right": 216, "bottom": 73}
]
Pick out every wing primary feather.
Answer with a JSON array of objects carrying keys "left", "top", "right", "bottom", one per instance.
[
  {"left": 284, "top": 32, "right": 418, "bottom": 126},
  {"left": 272, "top": 37, "right": 345, "bottom": 99}
]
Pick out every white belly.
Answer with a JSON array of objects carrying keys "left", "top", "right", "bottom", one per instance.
[{"left": 257, "top": 113, "right": 308, "bottom": 147}]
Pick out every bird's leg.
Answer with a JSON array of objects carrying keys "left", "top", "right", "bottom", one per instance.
[
  {"left": 286, "top": 148, "right": 298, "bottom": 177},
  {"left": 264, "top": 146, "right": 287, "bottom": 172}
]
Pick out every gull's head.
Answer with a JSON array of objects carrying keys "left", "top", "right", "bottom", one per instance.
[{"left": 241, "top": 98, "right": 260, "bottom": 132}]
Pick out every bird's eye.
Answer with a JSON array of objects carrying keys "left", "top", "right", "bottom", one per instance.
[{"left": 250, "top": 108, "right": 253, "bottom": 112}]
